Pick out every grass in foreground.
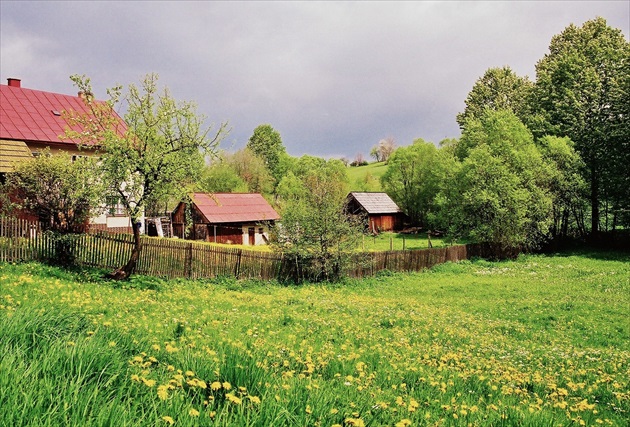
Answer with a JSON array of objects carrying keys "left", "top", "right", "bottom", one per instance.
[{"left": 0, "top": 250, "right": 628, "bottom": 426}]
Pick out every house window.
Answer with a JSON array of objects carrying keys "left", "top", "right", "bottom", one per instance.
[{"left": 105, "top": 196, "right": 126, "bottom": 216}]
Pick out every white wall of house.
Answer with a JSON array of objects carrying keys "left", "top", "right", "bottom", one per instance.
[{"left": 242, "top": 225, "right": 271, "bottom": 246}]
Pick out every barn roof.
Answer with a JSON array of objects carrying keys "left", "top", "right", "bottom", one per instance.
[
  {"left": 190, "top": 193, "right": 280, "bottom": 224},
  {"left": 0, "top": 79, "right": 125, "bottom": 146},
  {"left": 348, "top": 192, "right": 402, "bottom": 214}
]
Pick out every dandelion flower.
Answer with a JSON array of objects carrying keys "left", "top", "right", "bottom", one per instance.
[{"left": 161, "top": 416, "right": 174, "bottom": 425}]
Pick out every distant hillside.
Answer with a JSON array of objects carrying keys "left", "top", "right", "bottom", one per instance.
[{"left": 347, "top": 162, "right": 388, "bottom": 192}]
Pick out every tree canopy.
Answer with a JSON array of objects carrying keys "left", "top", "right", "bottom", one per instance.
[
  {"left": 446, "top": 110, "right": 554, "bottom": 249},
  {"left": 456, "top": 66, "right": 534, "bottom": 130},
  {"left": 66, "top": 73, "right": 228, "bottom": 278},
  {"left": 247, "top": 124, "right": 287, "bottom": 184},
  {"left": 2, "top": 149, "right": 103, "bottom": 233},
  {"left": 533, "top": 17, "right": 630, "bottom": 234}
]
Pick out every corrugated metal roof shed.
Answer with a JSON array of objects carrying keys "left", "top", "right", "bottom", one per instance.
[
  {"left": 192, "top": 193, "right": 280, "bottom": 224},
  {"left": 348, "top": 192, "right": 402, "bottom": 214}
]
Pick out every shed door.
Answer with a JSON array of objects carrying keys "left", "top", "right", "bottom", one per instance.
[{"left": 248, "top": 227, "right": 255, "bottom": 245}]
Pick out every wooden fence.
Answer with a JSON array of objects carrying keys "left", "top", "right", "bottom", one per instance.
[{"left": 0, "top": 217, "right": 502, "bottom": 281}]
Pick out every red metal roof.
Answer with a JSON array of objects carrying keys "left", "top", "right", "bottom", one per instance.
[
  {"left": 191, "top": 193, "right": 280, "bottom": 224},
  {"left": 0, "top": 82, "right": 124, "bottom": 146}
]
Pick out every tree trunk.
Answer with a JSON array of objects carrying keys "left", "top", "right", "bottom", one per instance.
[
  {"left": 590, "top": 163, "right": 600, "bottom": 239},
  {"left": 107, "top": 220, "right": 141, "bottom": 280}
]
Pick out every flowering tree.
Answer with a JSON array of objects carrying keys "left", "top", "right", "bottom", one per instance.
[{"left": 66, "top": 73, "right": 228, "bottom": 278}]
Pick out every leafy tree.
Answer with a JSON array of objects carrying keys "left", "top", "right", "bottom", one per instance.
[
  {"left": 198, "top": 157, "right": 248, "bottom": 194},
  {"left": 247, "top": 124, "right": 287, "bottom": 183},
  {"left": 370, "top": 137, "right": 396, "bottom": 163},
  {"left": 534, "top": 17, "right": 630, "bottom": 234},
  {"left": 381, "top": 139, "right": 452, "bottom": 228},
  {"left": 198, "top": 148, "right": 275, "bottom": 195},
  {"left": 66, "top": 73, "right": 227, "bottom": 278},
  {"left": 2, "top": 149, "right": 103, "bottom": 233},
  {"left": 228, "top": 148, "right": 275, "bottom": 195},
  {"left": 456, "top": 66, "right": 534, "bottom": 130},
  {"left": 446, "top": 110, "right": 553, "bottom": 249},
  {"left": 537, "top": 136, "right": 588, "bottom": 238},
  {"left": 2, "top": 150, "right": 104, "bottom": 265},
  {"left": 272, "top": 163, "right": 360, "bottom": 282}
]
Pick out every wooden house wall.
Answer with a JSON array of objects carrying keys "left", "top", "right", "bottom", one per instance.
[{"left": 368, "top": 214, "right": 404, "bottom": 233}]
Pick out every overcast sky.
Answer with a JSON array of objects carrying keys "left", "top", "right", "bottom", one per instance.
[{"left": 1, "top": 1, "right": 628, "bottom": 159}]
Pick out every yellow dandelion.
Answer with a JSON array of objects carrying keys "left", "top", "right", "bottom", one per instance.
[
  {"left": 222, "top": 381, "right": 232, "bottom": 390},
  {"left": 396, "top": 419, "right": 412, "bottom": 427},
  {"left": 306, "top": 405, "right": 312, "bottom": 414},
  {"left": 210, "top": 381, "right": 222, "bottom": 391},
  {"left": 226, "top": 393, "right": 242, "bottom": 405},
  {"left": 161, "top": 415, "right": 174, "bottom": 425},
  {"left": 248, "top": 395, "right": 261, "bottom": 404},
  {"left": 188, "top": 408, "right": 200, "bottom": 417},
  {"left": 157, "top": 385, "right": 169, "bottom": 401}
]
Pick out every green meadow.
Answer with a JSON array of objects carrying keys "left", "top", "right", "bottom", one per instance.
[
  {"left": 1, "top": 250, "right": 628, "bottom": 426},
  {"left": 347, "top": 162, "right": 388, "bottom": 192}
]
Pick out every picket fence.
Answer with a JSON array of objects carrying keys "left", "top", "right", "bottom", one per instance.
[{"left": 0, "top": 217, "right": 497, "bottom": 281}]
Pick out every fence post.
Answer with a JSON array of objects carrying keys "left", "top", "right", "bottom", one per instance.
[
  {"left": 234, "top": 249, "right": 242, "bottom": 279},
  {"left": 185, "top": 242, "right": 193, "bottom": 279}
]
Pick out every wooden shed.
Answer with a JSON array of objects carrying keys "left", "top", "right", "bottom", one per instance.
[
  {"left": 345, "top": 192, "right": 406, "bottom": 233},
  {"left": 172, "top": 193, "right": 280, "bottom": 245}
]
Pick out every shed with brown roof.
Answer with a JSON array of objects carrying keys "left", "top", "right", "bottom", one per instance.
[
  {"left": 172, "top": 193, "right": 280, "bottom": 245},
  {"left": 345, "top": 192, "right": 406, "bottom": 233}
]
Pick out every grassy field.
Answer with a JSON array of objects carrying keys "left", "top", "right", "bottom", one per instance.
[
  {"left": 347, "top": 162, "right": 388, "bottom": 192},
  {"left": 359, "top": 232, "right": 456, "bottom": 251},
  {"left": 1, "top": 250, "right": 628, "bottom": 426}
]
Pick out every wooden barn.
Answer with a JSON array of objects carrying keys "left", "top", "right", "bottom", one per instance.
[
  {"left": 346, "top": 192, "right": 406, "bottom": 233},
  {"left": 172, "top": 193, "right": 280, "bottom": 245}
]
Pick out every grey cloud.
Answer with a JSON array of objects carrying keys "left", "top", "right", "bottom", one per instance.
[{"left": 2, "top": 1, "right": 628, "bottom": 158}]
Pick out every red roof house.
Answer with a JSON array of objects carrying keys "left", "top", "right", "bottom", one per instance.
[
  {"left": 0, "top": 78, "right": 132, "bottom": 232},
  {"left": 172, "top": 193, "right": 280, "bottom": 245}
]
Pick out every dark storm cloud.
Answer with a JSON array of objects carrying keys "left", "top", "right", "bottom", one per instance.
[{"left": 2, "top": 1, "right": 628, "bottom": 158}]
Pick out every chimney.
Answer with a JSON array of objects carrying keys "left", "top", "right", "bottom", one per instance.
[{"left": 7, "top": 78, "right": 21, "bottom": 88}]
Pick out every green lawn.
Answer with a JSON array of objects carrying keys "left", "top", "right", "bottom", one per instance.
[
  {"left": 358, "top": 232, "right": 457, "bottom": 251},
  {"left": 347, "top": 162, "right": 388, "bottom": 191},
  {"left": 1, "top": 250, "right": 628, "bottom": 426}
]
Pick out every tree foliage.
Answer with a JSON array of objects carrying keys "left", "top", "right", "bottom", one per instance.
[
  {"left": 370, "top": 137, "right": 396, "bottom": 163},
  {"left": 272, "top": 162, "right": 360, "bottom": 282},
  {"left": 446, "top": 110, "right": 553, "bottom": 249},
  {"left": 534, "top": 17, "right": 630, "bottom": 233},
  {"left": 2, "top": 149, "right": 103, "bottom": 233},
  {"left": 247, "top": 124, "right": 287, "bottom": 184},
  {"left": 381, "top": 139, "right": 454, "bottom": 228},
  {"left": 457, "top": 66, "right": 534, "bottom": 130},
  {"left": 66, "top": 73, "right": 227, "bottom": 278}
]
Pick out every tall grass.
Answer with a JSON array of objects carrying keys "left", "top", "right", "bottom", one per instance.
[{"left": 1, "top": 250, "right": 628, "bottom": 426}]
